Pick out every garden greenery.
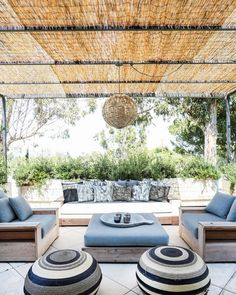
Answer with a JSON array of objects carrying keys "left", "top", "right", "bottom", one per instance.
[{"left": 12, "top": 149, "right": 223, "bottom": 187}]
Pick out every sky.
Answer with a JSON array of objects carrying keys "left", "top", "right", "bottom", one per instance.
[{"left": 10, "top": 101, "right": 174, "bottom": 157}]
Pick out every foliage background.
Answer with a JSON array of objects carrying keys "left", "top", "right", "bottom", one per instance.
[{"left": 11, "top": 149, "right": 223, "bottom": 186}]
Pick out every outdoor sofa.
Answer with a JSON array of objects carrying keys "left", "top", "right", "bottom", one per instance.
[
  {"left": 179, "top": 191, "right": 236, "bottom": 262},
  {"left": 60, "top": 179, "right": 179, "bottom": 226},
  {"left": 0, "top": 191, "right": 59, "bottom": 261}
]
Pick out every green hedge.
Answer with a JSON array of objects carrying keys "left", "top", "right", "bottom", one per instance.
[
  {"left": 12, "top": 150, "right": 222, "bottom": 187},
  {"left": 0, "top": 156, "right": 6, "bottom": 184},
  {"left": 220, "top": 163, "right": 236, "bottom": 192}
]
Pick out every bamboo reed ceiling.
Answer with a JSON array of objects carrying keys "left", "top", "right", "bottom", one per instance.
[{"left": 0, "top": 1, "right": 236, "bottom": 99}]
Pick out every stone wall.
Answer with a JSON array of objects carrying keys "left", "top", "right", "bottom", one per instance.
[
  {"left": 160, "top": 178, "right": 218, "bottom": 206},
  {"left": 19, "top": 179, "right": 63, "bottom": 202},
  {"left": 10, "top": 178, "right": 222, "bottom": 205}
]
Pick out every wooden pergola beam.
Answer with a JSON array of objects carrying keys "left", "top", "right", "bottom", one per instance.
[
  {"left": 226, "top": 95, "right": 231, "bottom": 162},
  {"left": 1, "top": 80, "right": 236, "bottom": 85},
  {"left": 0, "top": 25, "right": 236, "bottom": 32},
  {"left": 5, "top": 92, "right": 225, "bottom": 99},
  {"left": 0, "top": 95, "right": 7, "bottom": 181},
  {"left": 1, "top": 60, "right": 236, "bottom": 65}
]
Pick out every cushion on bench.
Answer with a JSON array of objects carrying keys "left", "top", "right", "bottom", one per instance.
[
  {"left": 11, "top": 214, "right": 56, "bottom": 238},
  {"left": 182, "top": 212, "right": 225, "bottom": 239}
]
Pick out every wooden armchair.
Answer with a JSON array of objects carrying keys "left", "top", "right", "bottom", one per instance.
[
  {"left": 179, "top": 206, "right": 236, "bottom": 262},
  {"left": 0, "top": 208, "right": 59, "bottom": 262}
]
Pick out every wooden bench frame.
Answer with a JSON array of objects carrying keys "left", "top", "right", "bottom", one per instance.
[
  {"left": 0, "top": 208, "right": 59, "bottom": 262},
  {"left": 179, "top": 206, "right": 236, "bottom": 262}
]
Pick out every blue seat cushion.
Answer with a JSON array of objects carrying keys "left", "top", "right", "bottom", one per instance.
[
  {"left": 182, "top": 212, "right": 225, "bottom": 239},
  {"left": 9, "top": 196, "right": 33, "bottom": 221},
  {"left": 11, "top": 214, "right": 56, "bottom": 238},
  {"left": 0, "top": 198, "right": 16, "bottom": 222},
  {"left": 227, "top": 199, "right": 236, "bottom": 221},
  {"left": 84, "top": 213, "right": 169, "bottom": 246},
  {"left": 206, "top": 192, "right": 235, "bottom": 218}
]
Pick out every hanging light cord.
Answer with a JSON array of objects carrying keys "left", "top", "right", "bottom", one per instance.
[
  {"left": 118, "top": 65, "right": 121, "bottom": 93},
  {"left": 130, "top": 63, "right": 183, "bottom": 78}
]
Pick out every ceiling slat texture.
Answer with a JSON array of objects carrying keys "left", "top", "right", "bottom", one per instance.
[{"left": 0, "top": 0, "right": 235, "bottom": 98}]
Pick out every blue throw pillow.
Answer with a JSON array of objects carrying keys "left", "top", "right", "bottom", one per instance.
[
  {"left": 9, "top": 196, "right": 33, "bottom": 221},
  {"left": 227, "top": 198, "right": 236, "bottom": 221},
  {"left": 0, "top": 198, "right": 16, "bottom": 222},
  {"left": 0, "top": 189, "right": 7, "bottom": 199},
  {"left": 206, "top": 192, "right": 235, "bottom": 219}
]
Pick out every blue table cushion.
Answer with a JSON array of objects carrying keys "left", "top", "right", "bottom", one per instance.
[
  {"left": 11, "top": 214, "right": 56, "bottom": 238},
  {"left": 227, "top": 199, "right": 236, "bottom": 221},
  {"left": 182, "top": 212, "right": 225, "bottom": 239},
  {"left": 206, "top": 192, "right": 235, "bottom": 218},
  {"left": 84, "top": 213, "right": 169, "bottom": 246}
]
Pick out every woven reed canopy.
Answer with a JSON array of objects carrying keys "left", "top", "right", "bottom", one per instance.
[{"left": 0, "top": 1, "right": 235, "bottom": 100}]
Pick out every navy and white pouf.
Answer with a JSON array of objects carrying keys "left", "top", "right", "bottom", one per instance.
[
  {"left": 24, "top": 249, "right": 102, "bottom": 295},
  {"left": 136, "top": 246, "right": 210, "bottom": 295}
]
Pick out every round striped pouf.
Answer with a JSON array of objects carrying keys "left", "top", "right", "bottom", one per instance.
[
  {"left": 136, "top": 246, "right": 210, "bottom": 295},
  {"left": 24, "top": 249, "right": 102, "bottom": 295}
]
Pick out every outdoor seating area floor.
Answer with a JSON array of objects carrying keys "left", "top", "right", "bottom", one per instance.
[{"left": 0, "top": 225, "right": 236, "bottom": 295}]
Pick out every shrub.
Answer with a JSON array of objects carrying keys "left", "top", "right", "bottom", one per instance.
[
  {"left": 13, "top": 157, "right": 54, "bottom": 186},
  {"left": 53, "top": 157, "right": 84, "bottom": 180},
  {"left": 0, "top": 156, "right": 6, "bottom": 184},
  {"left": 220, "top": 163, "right": 236, "bottom": 192},
  {"left": 12, "top": 150, "right": 223, "bottom": 186},
  {"left": 177, "top": 156, "right": 221, "bottom": 180},
  {"left": 149, "top": 155, "right": 177, "bottom": 179},
  {"left": 116, "top": 149, "right": 151, "bottom": 180}
]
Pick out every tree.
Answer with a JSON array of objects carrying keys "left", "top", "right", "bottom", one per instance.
[
  {"left": 136, "top": 96, "right": 223, "bottom": 164},
  {"left": 94, "top": 124, "right": 147, "bottom": 158},
  {"left": 0, "top": 97, "right": 96, "bottom": 151},
  {"left": 164, "top": 97, "right": 236, "bottom": 163}
]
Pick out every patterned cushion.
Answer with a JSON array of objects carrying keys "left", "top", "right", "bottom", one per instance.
[
  {"left": 0, "top": 197, "right": 16, "bottom": 222},
  {"left": 133, "top": 181, "right": 150, "bottom": 202},
  {"left": 93, "top": 181, "right": 113, "bottom": 202},
  {"left": 77, "top": 182, "right": 94, "bottom": 202},
  {"left": 149, "top": 182, "right": 170, "bottom": 202},
  {"left": 62, "top": 182, "right": 78, "bottom": 203},
  {"left": 112, "top": 184, "right": 132, "bottom": 201},
  {"left": 9, "top": 196, "right": 33, "bottom": 221}
]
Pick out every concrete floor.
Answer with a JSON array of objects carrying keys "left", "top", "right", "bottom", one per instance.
[{"left": 0, "top": 226, "right": 236, "bottom": 295}]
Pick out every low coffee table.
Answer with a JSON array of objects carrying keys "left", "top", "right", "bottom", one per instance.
[{"left": 82, "top": 213, "right": 169, "bottom": 262}]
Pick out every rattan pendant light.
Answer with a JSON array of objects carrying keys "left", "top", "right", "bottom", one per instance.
[{"left": 102, "top": 64, "right": 137, "bottom": 129}]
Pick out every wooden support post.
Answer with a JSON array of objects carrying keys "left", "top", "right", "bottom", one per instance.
[
  {"left": 0, "top": 95, "right": 7, "bottom": 181},
  {"left": 226, "top": 95, "right": 231, "bottom": 163}
]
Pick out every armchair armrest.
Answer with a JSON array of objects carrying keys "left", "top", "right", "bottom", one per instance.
[
  {"left": 0, "top": 222, "right": 40, "bottom": 230},
  {"left": 198, "top": 221, "right": 236, "bottom": 243},
  {"left": 180, "top": 206, "right": 206, "bottom": 214},
  {"left": 32, "top": 208, "right": 58, "bottom": 215},
  {"left": 0, "top": 222, "right": 41, "bottom": 241}
]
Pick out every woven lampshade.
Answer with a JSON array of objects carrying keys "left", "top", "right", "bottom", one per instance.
[{"left": 102, "top": 94, "right": 138, "bottom": 129}]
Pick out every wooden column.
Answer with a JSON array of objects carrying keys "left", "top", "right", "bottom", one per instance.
[
  {"left": 226, "top": 95, "right": 231, "bottom": 163},
  {"left": 1, "top": 95, "right": 7, "bottom": 181}
]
